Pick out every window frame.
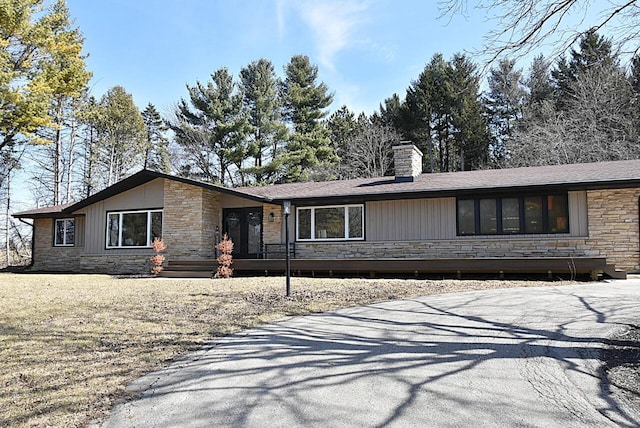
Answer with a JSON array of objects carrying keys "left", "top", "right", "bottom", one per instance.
[
  {"left": 296, "top": 204, "right": 365, "bottom": 241},
  {"left": 54, "top": 218, "right": 75, "bottom": 247},
  {"left": 456, "top": 194, "right": 569, "bottom": 236},
  {"left": 105, "top": 209, "right": 163, "bottom": 249}
]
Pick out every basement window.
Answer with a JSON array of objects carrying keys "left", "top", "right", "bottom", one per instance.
[
  {"left": 54, "top": 218, "right": 75, "bottom": 246},
  {"left": 106, "top": 210, "right": 162, "bottom": 248},
  {"left": 297, "top": 205, "right": 364, "bottom": 241},
  {"left": 457, "top": 194, "right": 568, "bottom": 235}
]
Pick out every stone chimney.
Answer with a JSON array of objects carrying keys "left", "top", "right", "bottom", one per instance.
[{"left": 393, "top": 143, "right": 423, "bottom": 182}]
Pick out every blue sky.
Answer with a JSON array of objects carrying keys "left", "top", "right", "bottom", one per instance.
[{"left": 66, "top": 0, "right": 497, "bottom": 116}]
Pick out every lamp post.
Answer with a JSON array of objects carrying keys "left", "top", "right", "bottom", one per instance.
[{"left": 283, "top": 201, "right": 291, "bottom": 296}]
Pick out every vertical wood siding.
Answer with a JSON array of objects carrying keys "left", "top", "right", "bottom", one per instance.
[
  {"left": 73, "top": 179, "right": 164, "bottom": 254},
  {"left": 366, "top": 198, "right": 457, "bottom": 241},
  {"left": 568, "top": 190, "right": 588, "bottom": 236}
]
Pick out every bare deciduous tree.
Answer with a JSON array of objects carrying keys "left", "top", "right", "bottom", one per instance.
[
  {"left": 508, "top": 64, "right": 639, "bottom": 166},
  {"left": 440, "top": 0, "right": 640, "bottom": 65},
  {"left": 340, "top": 120, "right": 401, "bottom": 179}
]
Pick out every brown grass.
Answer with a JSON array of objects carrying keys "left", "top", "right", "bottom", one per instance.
[{"left": 0, "top": 273, "right": 568, "bottom": 427}]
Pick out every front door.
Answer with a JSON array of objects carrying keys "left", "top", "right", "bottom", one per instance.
[{"left": 222, "top": 207, "right": 263, "bottom": 258}]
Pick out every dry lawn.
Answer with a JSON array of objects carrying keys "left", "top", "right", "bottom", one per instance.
[{"left": 0, "top": 273, "right": 569, "bottom": 427}]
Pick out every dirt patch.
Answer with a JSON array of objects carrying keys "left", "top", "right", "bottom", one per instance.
[{"left": 603, "top": 325, "right": 640, "bottom": 416}]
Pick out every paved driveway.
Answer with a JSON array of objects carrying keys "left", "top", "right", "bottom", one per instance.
[{"left": 104, "top": 281, "right": 640, "bottom": 427}]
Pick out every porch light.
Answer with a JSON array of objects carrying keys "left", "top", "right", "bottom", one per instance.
[{"left": 268, "top": 212, "right": 275, "bottom": 222}]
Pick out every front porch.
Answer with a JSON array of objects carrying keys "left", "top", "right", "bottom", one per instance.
[{"left": 158, "top": 256, "right": 626, "bottom": 280}]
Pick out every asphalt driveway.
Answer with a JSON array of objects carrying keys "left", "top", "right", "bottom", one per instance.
[{"left": 104, "top": 281, "right": 640, "bottom": 427}]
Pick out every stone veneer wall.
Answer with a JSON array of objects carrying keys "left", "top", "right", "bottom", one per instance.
[
  {"left": 585, "top": 188, "right": 640, "bottom": 271},
  {"left": 262, "top": 203, "right": 282, "bottom": 244},
  {"left": 31, "top": 218, "right": 82, "bottom": 271},
  {"left": 295, "top": 237, "right": 592, "bottom": 260},
  {"left": 162, "top": 180, "right": 221, "bottom": 259},
  {"left": 295, "top": 187, "right": 640, "bottom": 272}
]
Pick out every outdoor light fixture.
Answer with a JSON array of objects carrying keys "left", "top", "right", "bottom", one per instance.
[
  {"left": 268, "top": 212, "right": 275, "bottom": 222},
  {"left": 283, "top": 201, "right": 291, "bottom": 296}
]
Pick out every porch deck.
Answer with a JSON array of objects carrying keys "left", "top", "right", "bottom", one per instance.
[{"left": 159, "top": 257, "right": 626, "bottom": 279}]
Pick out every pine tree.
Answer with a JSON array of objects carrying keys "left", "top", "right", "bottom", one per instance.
[
  {"left": 0, "top": 0, "right": 89, "bottom": 154},
  {"left": 239, "top": 59, "right": 287, "bottom": 184},
  {"left": 169, "top": 68, "right": 249, "bottom": 185},
  {"left": 93, "top": 86, "right": 146, "bottom": 187},
  {"left": 485, "top": 59, "right": 525, "bottom": 165},
  {"left": 280, "top": 55, "right": 335, "bottom": 182},
  {"left": 449, "top": 54, "right": 490, "bottom": 171},
  {"left": 552, "top": 30, "right": 616, "bottom": 110},
  {"left": 142, "top": 103, "right": 170, "bottom": 173}
]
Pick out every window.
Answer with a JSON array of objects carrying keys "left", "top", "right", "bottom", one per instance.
[
  {"left": 54, "top": 218, "right": 75, "bottom": 246},
  {"left": 297, "top": 205, "right": 364, "bottom": 241},
  {"left": 457, "top": 194, "right": 568, "bottom": 235},
  {"left": 106, "top": 210, "right": 162, "bottom": 248}
]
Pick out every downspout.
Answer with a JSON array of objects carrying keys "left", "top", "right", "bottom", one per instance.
[{"left": 17, "top": 217, "right": 34, "bottom": 268}]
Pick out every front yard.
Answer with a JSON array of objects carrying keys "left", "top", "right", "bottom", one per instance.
[{"left": 0, "top": 274, "right": 567, "bottom": 427}]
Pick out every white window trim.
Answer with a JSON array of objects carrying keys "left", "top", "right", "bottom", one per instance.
[
  {"left": 296, "top": 204, "right": 364, "bottom": 241},
  {"left": 54, "top": 218, "right": 75, "bottom": 247},
  {"left": 106, "top": 209, "right": 162, "bottom": 249}
]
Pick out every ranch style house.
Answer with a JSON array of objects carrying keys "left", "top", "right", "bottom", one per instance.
[{"left": 13, "top": 144, "right": 640, "bottom": 279}]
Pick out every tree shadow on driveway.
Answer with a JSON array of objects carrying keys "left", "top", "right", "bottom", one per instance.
[{"left": 106, "top": 284, "right": 640, "bottom": 428}]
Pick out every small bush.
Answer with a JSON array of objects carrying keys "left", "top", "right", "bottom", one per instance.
[
  {"left": 215, "top": 234, "right": 234, "bottom": 278},
  {"left": 150, "top": 238, "right": 166, "bottom": 276}
]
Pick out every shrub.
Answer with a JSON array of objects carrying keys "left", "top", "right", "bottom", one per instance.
[
  {"left": 215, "top": 234, "right": 234, "bottom": 278},
  {"left": 150, "top": 237, "right": 166, "bottom": 276}
]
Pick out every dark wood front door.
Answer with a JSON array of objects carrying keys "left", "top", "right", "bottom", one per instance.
[{"left": 222, "top": 207, "right": 263, "bottom": 259}]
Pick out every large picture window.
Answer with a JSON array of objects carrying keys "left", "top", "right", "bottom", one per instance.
[
  {"left": 457, "top": 194, "right": 568, "bottom": 236},
  {"left": 54, "top": 218, "right": 75, "bottom": 246},
  {"left": 106, "top": 210, "right": 162, "bottom": 248},
  {"left": 297, "top": 205, "right": 364, "bottom": 241}
]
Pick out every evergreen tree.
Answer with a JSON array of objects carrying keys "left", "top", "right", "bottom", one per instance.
[
  {"left": 0, "top": 0, "right": 89, "bottom": 154},
  {"left": 485, "top": 59, "right": 525, "bottom": 166},
  {"left": 326, "top": 105, "right": 360, "bottom": 178},
  {"left": 552, "top": 30, "right": 616, "bottom": 110},
  {"left": 524, "top": 55, "right": 555, "bottom": 110},
  {"left": 449, "top": 54, "right": 490, "bottom": 171},
  {"left": 142, "top": 103, "right": 170, "bottom": 173},
  {"left": 239, "top": 59, "right": 287, "bottom": 184},
  {"left": 404, "top": 53, "right": 489, "bottom": 172},
  {"left": 93, "top": 86, "right": 146, "bottom": 187},
  {"left": 404, "top": 54, "right": 448, "bottom": 172},
  {"left": 169, "top": 68, "right": 249, "bottom": 185},
  {"left": 280, "top": 55, "right": 335, "bottom": 182}
]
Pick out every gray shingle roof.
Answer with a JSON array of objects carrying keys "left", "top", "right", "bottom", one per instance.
[
  {"left": 238, "top": 159, "right": 640, "bottom": 201},
  {"left": 12, "top": 203, "right": 75, "bottom": 218}
]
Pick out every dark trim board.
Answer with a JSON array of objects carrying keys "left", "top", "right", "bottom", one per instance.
[{"left": 161, "top": 257, "right": 624, "bottom": 279}]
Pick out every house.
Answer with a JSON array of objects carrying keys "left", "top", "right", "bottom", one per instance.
[{"left": 13, "top": 144, "right": 640, "bottom": 279}]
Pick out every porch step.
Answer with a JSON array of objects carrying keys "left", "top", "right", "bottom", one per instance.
[
  {"left": 158, "top": 259, "right": 216, "bottom": 278},
  {"left": 159, "top": 270, "right": 213, "bottom": 278},
  {"left": 603, "top": 264, "right": 627, "bottom": 279}
]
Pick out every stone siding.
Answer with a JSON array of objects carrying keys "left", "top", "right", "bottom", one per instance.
[
  {"left": 162, "top": 180, "right": 221, "bottom": 259},
  {"left": 585, "top": 188, "right": 640, "bottom": 271},
  {"left": 295, "top": 237, "right": 592, "bottom": 260},
  {"left": 262, "top": 204, "right": 282, "bottom": 244},
  {"left": 79, "top": 254, "right": 154, "bottom": 274},
  {"left": 31, "top": 218, "right": 82, "bottom": 272}
]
